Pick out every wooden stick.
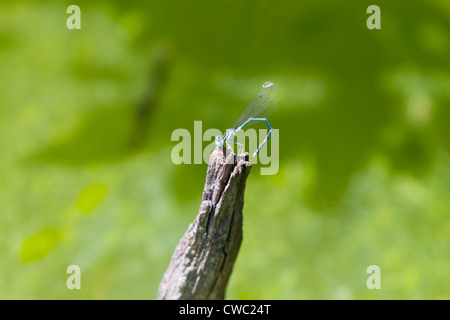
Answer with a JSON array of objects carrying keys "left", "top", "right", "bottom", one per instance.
[{"left": 157, "top": 148, "right": 252, "bottom": 299}]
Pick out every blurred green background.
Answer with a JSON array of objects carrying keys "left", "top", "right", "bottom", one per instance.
[{"left": 1, "top": 0, "right": 449, "bottom": 299}]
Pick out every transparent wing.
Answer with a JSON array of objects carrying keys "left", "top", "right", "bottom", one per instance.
[{"left": 231, "top": 81, "right": 280, "bottom": 130}]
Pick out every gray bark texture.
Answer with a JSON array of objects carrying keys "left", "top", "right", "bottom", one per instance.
[{"left": 157, "top": 148, "right": 252, "bottom": 300}]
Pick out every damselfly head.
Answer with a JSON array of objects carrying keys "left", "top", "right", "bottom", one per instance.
[{"left": 215, "top": 135, "right": 224, "bottom": 147}]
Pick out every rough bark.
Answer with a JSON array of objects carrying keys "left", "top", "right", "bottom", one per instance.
[{"left": 157, "top": 148, "right": 252, "bottom": 300}]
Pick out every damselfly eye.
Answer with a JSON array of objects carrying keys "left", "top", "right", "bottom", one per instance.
[{"left": 215, "top": 135, "right": 223, "bottom": 147}]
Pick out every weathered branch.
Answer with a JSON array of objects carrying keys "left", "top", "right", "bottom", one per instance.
[{"left": 157, "top": 148, "right": 252, "bottom": 300}]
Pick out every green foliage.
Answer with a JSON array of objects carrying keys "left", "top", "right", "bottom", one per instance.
[{"left": 21, "top": 227, "right": 60, "bottom": 263}]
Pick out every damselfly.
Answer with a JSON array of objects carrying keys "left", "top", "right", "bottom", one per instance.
[{"left": 215, "top": 81, "right": 280, "bottom": 157}]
